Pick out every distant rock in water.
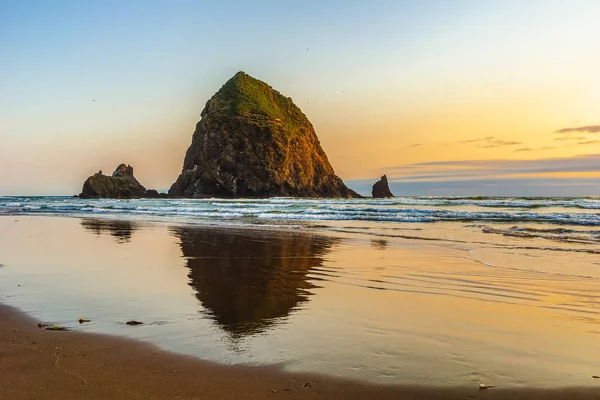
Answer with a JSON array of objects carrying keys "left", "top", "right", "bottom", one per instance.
[
  {"left": 169, "top": 71, "right": 361, "bottom": 198},
  {"left": 79, "top": 164, "right": 156, "bottom": 199},
  {"left": 372, "top": 175, "right": 394, "bottom": 198},
  {"left": 144, "top": 189, "right": 160, "bottom": 198}
]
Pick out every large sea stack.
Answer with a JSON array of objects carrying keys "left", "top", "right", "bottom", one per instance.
[
  {"left": 169, "top": 72, "right": 360, "bottom": 198},
  {"left": 80, "top": 164, "right": 148, "bottom": 199}
]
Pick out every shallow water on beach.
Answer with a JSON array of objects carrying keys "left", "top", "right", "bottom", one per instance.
[{"left": 1, "top": 215, "right": 599, "bottom": 388}]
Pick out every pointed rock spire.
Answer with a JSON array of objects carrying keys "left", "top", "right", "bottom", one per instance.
[{"left": 372, "top": 175, "right": 394, "bottom": 198}]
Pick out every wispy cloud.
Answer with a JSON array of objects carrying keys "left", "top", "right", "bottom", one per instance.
[
  {"left": 551, "top": 136, "right": 600, "bottom": 146},
  {"left": 577, "top": 140, "right": 600, "bottom": 145},
  {"left": 556, "top": 125, "right": 600, "bottom": 134},
  {"left": 480, "top": 139, "right": 522, "bottom": 148},
  {"left": 459, "top": 136, "right": 522, "bottom": 148},
  {"left": 514, "top": 146, "right": 556, "bottom": 152},
  {"left": 347, "top": 176, "right": 600, "bottom": 197},
  {"left": 406, "top": 143, "right": 422, "bottom": 148},
  {"left": 554, "top": 136, "right": 585, "bottom": 141},
  {"left": 382, "top": 154, "right": 600, "bottom": 183},
  {"left": 459, "top": 136, "right": 495, "bottom": 144},
  {"left": 350, "top": 155, "right": 600, "bottom": 196}
]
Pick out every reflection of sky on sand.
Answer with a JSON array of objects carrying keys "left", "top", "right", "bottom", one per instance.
[{"left": 1, "top": 216, "right": 600, "bottom": 388}]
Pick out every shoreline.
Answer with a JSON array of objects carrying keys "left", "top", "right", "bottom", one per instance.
[
  {"left": 2, "top": 303, "right": 599, "bottom": 399},
  {"left": 4, "top": 213, "right": 335, "bottom": 237}
]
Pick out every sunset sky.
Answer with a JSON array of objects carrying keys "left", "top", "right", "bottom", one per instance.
[{"left": 2, "top": 0, "right": 599, "bottom": 196}]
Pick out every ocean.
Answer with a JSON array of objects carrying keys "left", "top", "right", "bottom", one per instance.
[
  {"left": 2, "top": 196, "right": 599, "bottom": 252},
  {"left": 2, "top": 195, "right": 600, "bottom": 228}
]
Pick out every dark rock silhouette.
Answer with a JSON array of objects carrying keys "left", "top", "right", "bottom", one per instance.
[
  {"left": 169, "top": 71, "right": 360, "bottom": 198},
  {"left": 372, "top": 175, "right": 394, "bottom": 198},
  {"left": 172, "top": 226, "right": 338, "bottom": 337},
  {"left": 79, "top": 164, "right": 162, "bottom": 199},
  {"left": 144, "top": 189, "right": 160, "bottom": 198},
  {"left": 79, "top": 164, "right": 146, "bottom": 199}
]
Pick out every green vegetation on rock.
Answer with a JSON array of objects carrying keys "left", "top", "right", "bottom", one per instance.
[{"left": 213, "top": 71, "right": 306, "bottom": 128}]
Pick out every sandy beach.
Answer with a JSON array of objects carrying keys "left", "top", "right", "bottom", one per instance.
[
  {"left": 1, "top": 302, "right": 599, "bottom": 400},
  {"left": 1, "top": 215, "right": 600, "bottom": 399}
]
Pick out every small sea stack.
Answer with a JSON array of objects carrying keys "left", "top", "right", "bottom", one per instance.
[
  {"left": 372, "top": 175, "right": 394, "bottom": 198},
  {"left": 79, "top": 164, "right": 160, "bottom": 199}
]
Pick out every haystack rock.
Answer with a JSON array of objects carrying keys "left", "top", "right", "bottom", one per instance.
[
  {"left": 169, "top": 71, "right": 361, "bottom": 198},
  {"left": 80, "top": 164, "right": 150, "bottom": 199},
  {"left": 372, "top": 175, "right": 394, "bottom": 198}
]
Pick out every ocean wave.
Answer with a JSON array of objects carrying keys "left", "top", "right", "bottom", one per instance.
[
  {"left": 482, "top": 225, "right": 600, "bottom": 244},
  {"left": 390, "top": 197, "right": 600, "bottom": 210},
  {"left": 2, "top": 196, "right": 600, "bottom": 226}
]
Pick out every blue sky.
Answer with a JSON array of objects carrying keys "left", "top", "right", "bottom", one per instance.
[{"left": 2, "top": 0, "right": 600, "bottom": 195}]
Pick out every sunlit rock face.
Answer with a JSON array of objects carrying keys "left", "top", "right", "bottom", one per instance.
[{"left": 169, "top": 71, "right": 360, "bottom": 198}]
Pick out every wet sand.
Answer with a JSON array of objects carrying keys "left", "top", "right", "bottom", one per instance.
[
  {"left": 2, "top": 216, "right": 600, "bottom": 398},
  {"left": 2, "top": 303, "right": 599, "bottom": 400}
]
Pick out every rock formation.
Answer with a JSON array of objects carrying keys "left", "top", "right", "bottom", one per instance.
[
  {"left": 372, "top": 175, "right": 394, "bottom": 198},
  {"left": 144, "top": 189, "right": 160, "bottom": 198},
  {"left": 169, "top": 71, "right": 360, "bottom": 198},
  {"left": 79, "top": 164, "right": 151, "bottom": 199}
]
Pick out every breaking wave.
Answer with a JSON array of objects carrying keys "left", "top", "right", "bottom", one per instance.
[{"left": 1, "top": 196, "right": 600, "bottom": 227}]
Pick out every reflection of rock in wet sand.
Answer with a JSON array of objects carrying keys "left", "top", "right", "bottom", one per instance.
[
  {"left": 371, "top": 239, "right": 388, "bottom": 250},
  {"left": 80, "top": 219, "right": 137, "bottom": 243},
  {"left": 172, "top": 227, "right": 337, "bottom": 337}
]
